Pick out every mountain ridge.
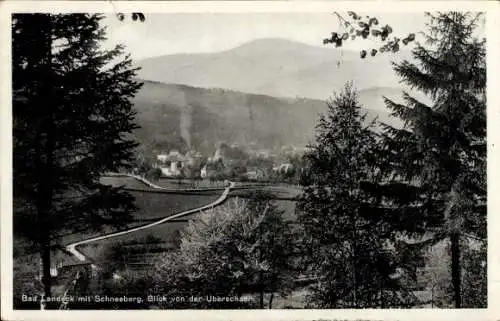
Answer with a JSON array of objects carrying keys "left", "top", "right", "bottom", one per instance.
[
  {"left": 135, "top": 38, "right": 411, "bottom": 100},
  {"left": 136, "top": 38, "right": 354, "bottom": 61}
]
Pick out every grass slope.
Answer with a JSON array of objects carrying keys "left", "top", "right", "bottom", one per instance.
[{"left": 132, "top": 80, "right": 401, "bottom": 155}]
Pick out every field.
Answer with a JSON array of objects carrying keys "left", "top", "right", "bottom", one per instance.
[
  {"left": 100, "top": 175, "right": 150, "bottom": 189},
  {"left": 67, "top": 188, "right": 220, "bottom": 253},
  {"left": 78, "top": 215, "right": 197, "bottom": 266},
  {"left": 74, "top": 176, "right": 224, "bottom": 265},
  {"left": 128, "top": 189, "right": 220, "bottom": 222},
  {"left": 57, "top": 177, "right": 221, "bottom": 244},
  {"left": 157, "top": 178, "right": 227, "bottom": 189},
  {"left": 230, "top": 185, "right": 302, "bottom": 200}
]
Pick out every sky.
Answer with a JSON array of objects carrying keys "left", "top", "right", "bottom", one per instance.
[{"left": 101, "top": 12, "right": 433, "bottom": 60}]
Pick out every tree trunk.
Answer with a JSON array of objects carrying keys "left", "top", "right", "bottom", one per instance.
[
  {"left": 37, "top": 126, "right": 54, "bottom": 304},
  {"left": 450, "top": 232, "right": 461, "bottom": 308},
  {"left": 259, "top": 271, "right": 264, "bottom": 309},
  {"left": 41, "top": 241, "right": 52, "bottom": 298},
  {"left": 431, "top": 285, "right": 434, "bottom": 308},
  {"left": 351, "top": 213, "right": 358, "bottom": 308},
  {"left": 444, "top": 187, "right": 461, "bottom": 308},
  {"left": 268, "top": 292, "right": 274, "bottom": 309},
  {"left": 379, "top": 274, "right": 384, "bottom": 308},
  {"left": 36, "top": 13, "right": 55, "bottom": 305}
]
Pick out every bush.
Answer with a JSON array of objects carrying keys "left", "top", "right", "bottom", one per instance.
[
  {"left": 145, "top": 168, "right": 162, "bottom": 181},
  {"left": 152, "top": 197, "right": 298, "bottom": 308}
]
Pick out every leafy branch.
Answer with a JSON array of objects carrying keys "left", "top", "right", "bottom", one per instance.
[
  {"left": 324, "top": 11, "right": 416, "bottom": 58},
  {"left": 116, "top": 13, "right": 146, "bottom": 22}
]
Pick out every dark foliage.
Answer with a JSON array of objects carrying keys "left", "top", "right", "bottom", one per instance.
[
  {"left": 377, "top": 12, "right": 486, "bottom": 308},
  {"left": 12, "top": 13, "right": 142, "bottom": 299},
  {"left": 297, "top": 83, "right": 417, "bottom": 308}
]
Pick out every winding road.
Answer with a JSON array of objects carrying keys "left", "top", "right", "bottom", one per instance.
[
  {"left": 66, "top": 176, "right": 235, "bottom": 262},
  {"left": 59, "top": 175, "right": 300, "bottom": 310}
]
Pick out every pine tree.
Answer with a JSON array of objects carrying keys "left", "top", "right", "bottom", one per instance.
[
  {"left": 297, "top": 83, "right": 415, "bottom": 308},
  {"left": 12, "top": 14, "right": 142, "bottom": 303},
  {"left": 377, "top": 12, "right": 486, "bottom": 308}
]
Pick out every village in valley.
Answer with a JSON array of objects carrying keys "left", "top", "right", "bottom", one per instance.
[{"left": 141, "top": 144, "right": 305, "bottom": 183}]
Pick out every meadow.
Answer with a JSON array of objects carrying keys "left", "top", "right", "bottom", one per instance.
[
  {"left": 57, "top": 176, "right": 221, "bottom": 244},
  {"left": 230, "top": 184, "right": 301, "bottom": 200},
  {"left": 74, "top": 176, "right": 224, "bottom": 267},
  {"left": 13, "top": 176, "right": 222, "bottom": 283},
  {"left": 157, "top": 178, "right": 227, "bottom": 189},
  {"left": 99, "top": 175, "right": 150, "bottom": 189}
]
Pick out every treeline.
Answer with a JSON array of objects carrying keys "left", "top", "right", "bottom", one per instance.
[
  {"left": 83, "top": 12, "right": 486, "bottom": 309},
  {"left": 294, "top": 12, "right": 485, "bottom": 308}
]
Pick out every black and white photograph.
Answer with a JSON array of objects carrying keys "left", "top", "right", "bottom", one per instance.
[{"left": 1, "top": 0, "right": 498, "bottom": 318}]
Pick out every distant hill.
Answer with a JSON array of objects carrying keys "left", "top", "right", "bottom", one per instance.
[
  {"left": 131, "top": 80, "right": 403, "bottom": 155},
  {"left": 135, "top": 38, "right": 412, "bottom": 100}
]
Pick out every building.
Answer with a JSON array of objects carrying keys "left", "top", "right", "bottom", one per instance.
[
  {"left": 245, "top": 167, "right": 266, "bottom": 180},
  {"left": 156, "top": 150, "right": 187, "bottom": 177},
  {"left": 200, "top": 163, "right": 218, "bottom": 179},
  {"left": 156, "top": 154, "right": 168, "bottom": 163},
  {"left": 200, "top": 165, "right": 208, "bottom": 178},
  {"left": 182, "top": 150, "right": 205, "bottom": 178},
  {"left": 273, "top": 162, "right": 294, "bottom": 174}
]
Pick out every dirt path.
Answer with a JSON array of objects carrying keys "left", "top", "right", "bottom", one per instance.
[{"left": 66, "top": 177, "right": 235, "bottom": 262}]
